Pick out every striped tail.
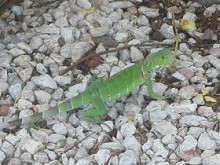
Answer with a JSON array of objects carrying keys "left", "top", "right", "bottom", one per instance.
[{"left": 42, "top": 91, "right": 92, "bottom": 118}]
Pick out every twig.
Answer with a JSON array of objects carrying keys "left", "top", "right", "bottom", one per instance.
[{"left": 60, "top": 43, "right": 172, "bottom": 75}]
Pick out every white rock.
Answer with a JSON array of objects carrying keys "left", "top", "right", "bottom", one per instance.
[
  {"left": 179, "top": 135, "right": 197, "bottom": 152},
  {"left": 208, "top": 130, "right": 220, "bottom": 144},
  {"left": 187, "top": 127, "right": 205, "bottom": 139},
  {"left": 208, "top": 55, "right": 220, "bottom": 70},
  {"left": 17, "top": 42, "right": 33, "bottom": 54},
  {"left": 197, "top": 106, "right": 214, "bottom": 117},
  {"left": 182, "top": 12, "right": 197, "bottom": 21},
  {"left": 152, "top": 139, "right": 169, "bottom": 158},
  {"left": 198, "top": 132, "right": 217, "bottom": 150},
  {"left": 32, "top": 74, "right": 57, "bottom": 89},
  {"left": 120, "top": 123, "right": 136, "bottom": 137},
  {"left": 55, "top": 17, "right": 68, "bottom": 27},
  {"left": 35, "top": 25, "right": 60, "bottom": 34},
  {"left": 100, "top": 121, "right": 114, "bottom": 132},
  {"left": 17, "top": 99, "right": 32, "bottom": 109},
  {"left": 110, "top": 1, "right": 133, "bottom": 9},
  {"left": 5, "top": 134, "right": 20, "bottom": 145},
  {"left": 152, "top": 121, "right": 177, "bottom": 136},
  {"left": 94, "top": 149, "right": 111, "bottom": 165},
  {"left": 34, "top": 152, "right": 49, "bottom": 163},
  {"left": 19, "top": 67, "right": 33, "bottom": 82},
  {"left": 61, "top": 28, "right": 75, "bottom": 43},
  {"left": 166, "top": 103, "right": 197, "bottom": 114},
  {"left": 178, "top": 85, "right": 195, "bottom": 99},
  {"left": 77, "top": 0, "right": 91, "bottom": 9},
  {"left": 43, "top": 13, "right": 53, "bottom": 22},
  {"left": 142, "top": 138, "right": 154, "bottom": 152},
  {"left": 31, "top": 129, "right": 49, "bottom": 143},
  {"left": 71, "top": 42, "right": 93, "bottom": 62},
  {"left": 48, "top": 134, "right": 66, "bottom": 143},
  {"left": 52, "top": 123, "right": 68, "bottom": 135},
  {"left": 8, "top": 83, "right": 22, "bottom": 100},
  {"left": 159, "top": 23, "right": 175, "bottom": 39},
  {"left": 90, "top": 26, "right": 109, "bottom": 37},
  {"left": 203, "top": 6, "right": 217, "bottom": 17},
  {"left": 1, "top": 141, "right": 15, "bottom": 157},
  {"left": 124, "top": 103, "right": 141, "bottom": 115},
  {"left": 100, "top": 142, "right": 124, "bottom": 152},
  {"left": 206, "top": 68, "right": 219, "bottom": 78},
  {"left": 44, "top": 149, "right": 57, "bottom": 160},
  {"left": 8, "top": 48, "right": 26, "bottom": 57},
  {"left": 138, "top": 7, "right": 159, "bottom": 18},
  {"left": 0, "top": 151, "right": 6, "bottom": 162},
  {"left": 119, "top": 150, "right": 138, "bottom": 165},
  {"left": 179, "top": 115, "right": 207, "bottom": 126},
  {"left": 36, "top": 63, "right": 47, "bottom": 74},
  {"left": 54, "top": 76, "right": 72, "bottom": 86},
  {"left": 192, "top": 94, "right": 205, "bottom": 105},
  {"left": 130, "top": 46, "right": 144, "bottom": 62},
  {"left": 21, "top": 139, "right": 43, "bottom": 154},
  {"left": 149, "top": 109, "right": 168, "bottom": 122},
  {"left": 0, "top": 52, "right": 12, "bottom": 68},
  {"left": 203, "top": 154, "right": 220, "bottom": 165},
  {"left": 34, "top": 90, "right": 51, "bottom": 104},
  {"left": 114, "top": 32, "right": 128, "bottom": 42},
  {"left": 65, "top": 83, "right": 87, "bottom": 98}
]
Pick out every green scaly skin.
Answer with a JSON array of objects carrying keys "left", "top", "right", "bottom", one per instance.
[
  {"left": 1, "top": 48, "right": 174, "bottom": 130},
  {"left": 43, "top": 48, "right": 174, "bottom": 121}
]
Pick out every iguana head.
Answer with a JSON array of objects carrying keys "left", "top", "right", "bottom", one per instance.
[{"left": 146, "top": 48, "right": 175, "bottom": 69}]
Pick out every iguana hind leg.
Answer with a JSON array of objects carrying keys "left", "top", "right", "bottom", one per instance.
[{"left": 83, "top": 96, "right": 107, "bottom": 122}]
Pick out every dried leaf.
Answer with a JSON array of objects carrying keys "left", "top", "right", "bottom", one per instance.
[
  {"left": 204, "top": 96, "right": 217, "bottom": 103},
  {"left": 85, "top": 55, "right": 102, "bottom": 68}
]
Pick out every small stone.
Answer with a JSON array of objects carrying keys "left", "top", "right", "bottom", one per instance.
[
  {"left": 208, "top": 55, "right": 220, "bottom": 70},
  {"left": 60, "top": 28, "right": 74, "bottom": 43},
  {"left": 198, "top": 132, "right": 217, "bottom": 150},
  {"left": 187, "top": 127, "right": 205, "bottom": 139},
  {"left": 31, "top": 129, "right": 49, "bottom": 143},
  {"left": 48, "top": 134, "right": 66, "bottom": 143},
  {"left": 152, "top": 120, "right": 177, "bottom": 136},
  {"left": 55, "top": 17, "right": 68, "bottom": 27},
  {"left": 54, "top": 76, "right": 71, "bottom": 86},
  {"left": 0, "top": 151, "right": 6, "bottom": 162},
  {"left": 5, "top": 134, "right": 20, "bottom": 145},
  {"left": 130, "top": 46, "right": 144, "bottom": 62},
  {"left": 17, "top": 42, "right": 33, "bottom": 54},
  {"left": 34, "top": 152, "right": 49, "bottom": 163},
  {"left": 35, "top": 25, "right": 60, "bottom": 34},
  {"left": 179, "top": 135, "right": 197, "bottom": 152},
  {"left": 32, "top": 74, "right": 57, "bottom": 89},
  {"left": 18, "top": 67, "right": 33, "bottom": 82},
  {"left": 119, "top": 150, "right": 138, "bottom": 165},
  {"left": 8, "top": 48, "right": 26, "bottom": 57},
  {"left": 120, "top": 123, "right": 136, "bottom": 137},
  {"left": 1, "top": 141, "right": 15, "bottom": 156},
  {"left": 13, "top": 55, "right": 32, "bottom": 68},
  {"left": 43, "top": 13, "right": 53, "bottom": 22},
  {"left": 197, "top": 106, "right": 214, "bottom": 117},
  {"left": 17, "top": 99, "right": 32, "bottom": 110},
  {"left": 152, "top": 139, "right": 169, "bottom": 158},
  {"left": 192, "top": 94, "right": 205, "bottom": 105},
  {"left": 71, "top": 42, "right": 93, "bottom": 62},
  {"left": 179, "top": 115, "right": 206, "bottom": 126},
  {"left": 0, "top": 52, "right": 12, "bottom": 68},
  {"left": 90, "top": 26, "right": 109, "bottom": 37},
  {"left": 203, "top": 154, "right": 220, "bottom": 165},
  {"left": 122, "top": 135, "right": 141, "bottom": 154},
  {"left": 178, "top": 86, "right": 195, "bottom": 99},
  {"left": 7, "top": 158, "right": 22, "bottom": 165},
  {"left": 160, "top": 23, "right": 175, "bottom": 39},
  {"left": 0, "top": 79, "right": 9, "bottom": 93},
  {"left": 100, "top": 121, "right": 114, "bottom": 132},
  {"left": 77, "top": 0, "right": 91, "bottom": 9},
  {"left": 114, "top": 32, "right": 128, "bottom": 42},
  {"left": 34, "top": 90, "right": 51, "bottom": 104},
  {"left": 95, "top": 149, "right": 111, "bottom": 165},
  {"left": 52, "top": 123, "right": 68, "bottom": 135},
  {"left": 30, "top": 36, "right": 43, "bottom": 50},
  {"left": 138, "top": 7, "right": 159, "bottom": 18},
  {"left": 36, "top": 63, "right": 48, "bottom": 74},
  {"left": 110, "top": 1, "right": 133, "bottom": 9}
]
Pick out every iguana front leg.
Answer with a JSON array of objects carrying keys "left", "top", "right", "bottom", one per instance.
[
  {"left": 144, "top": 71, "right": 166, "bottom": 99},
  {"left": 83, "top": 96, "right": 107, "bottom": 122}
]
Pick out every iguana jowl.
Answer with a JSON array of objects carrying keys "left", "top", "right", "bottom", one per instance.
[{"left": 2, "top": 49, "right": 174, "bottom": 129}]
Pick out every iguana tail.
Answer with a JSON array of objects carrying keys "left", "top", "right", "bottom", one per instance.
[{"left": 43, "top": 91, "right": 92, "bottom": 118}]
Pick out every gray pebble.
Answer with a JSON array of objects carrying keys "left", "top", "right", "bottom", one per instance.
[
  {"left": 8, "top": 83, "right": 22, "bottom": 100},
  {"left": 32, "top": 74, "right": 57, "bottom": 89}
]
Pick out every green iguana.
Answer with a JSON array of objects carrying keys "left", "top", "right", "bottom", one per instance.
[{"left": 1, "top": 49, "right": 174, "bottom": 130}]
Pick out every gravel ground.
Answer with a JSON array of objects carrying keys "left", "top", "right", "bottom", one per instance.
[{"left": 0, "top": 0, "right": 220, "bottom": 164}]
